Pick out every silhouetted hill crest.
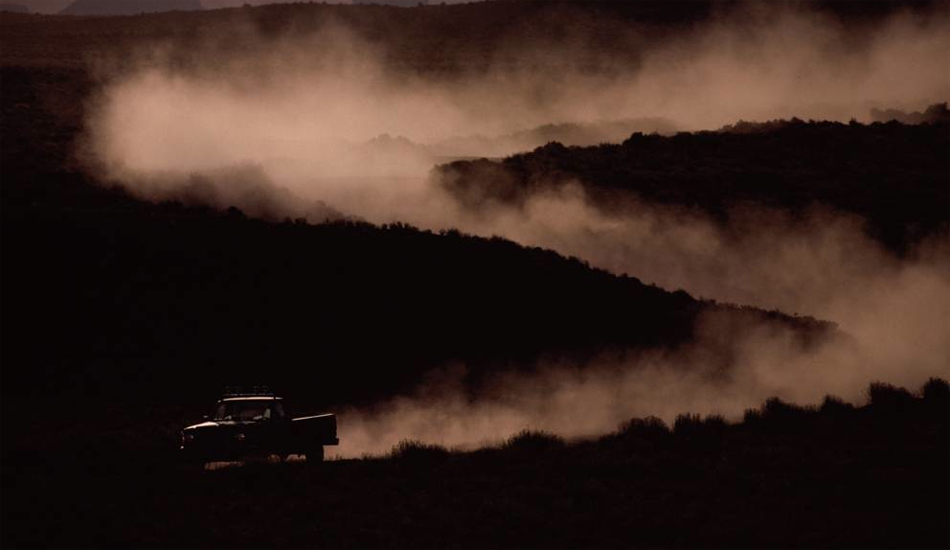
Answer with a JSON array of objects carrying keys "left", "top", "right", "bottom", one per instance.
[
  {"left": 60, "top": 0, "right": 202, "bottom": 15},
  {"left": 870, "top": 102, "right": 950, "bottom": 125},
  {"left": 439, "top": 118, "right": 949, "bottom": 251}
]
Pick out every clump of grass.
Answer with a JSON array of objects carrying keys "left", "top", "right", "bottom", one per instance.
[
  {"left": 615, "top": 416, "right": 670, "bottom": 440},
  {"left": 673, "top": 413, "right": 728, "bottom": 437},
  {"left": 921, "top": 377, "right": 949, "bottom": 405},
  {"left": 867, "top": 382, "right": 915, "bottom": 409},
  {"left": 501, "top": 429, "right": 565, "bottom": 452},
  {"left": 762, "top": 397, "right": 809, "bottom": 419},
  {"left": 742, "top": 408, "right": 762, "bottom": 424},
  {"left": 820, "top": 395, "right": 856, "bottom": 415},
  {"left": 744, "top": 397, "right": 812, "bottom": 429},
  {"left": 389, "top": 439, "right": 450, "bottom": 461}
]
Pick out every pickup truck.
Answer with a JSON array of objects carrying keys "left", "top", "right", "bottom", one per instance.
[{"left": 180, "top": 390, "right": 338, "bottom": 464}]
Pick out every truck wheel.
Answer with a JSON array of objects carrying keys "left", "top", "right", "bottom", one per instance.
[{"left": 306, "top": 446, "right": 324, "bottom": 463}]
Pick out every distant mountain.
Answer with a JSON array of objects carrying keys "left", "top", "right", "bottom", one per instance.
[
  {"left": 353, "top": 0, "right": 427, "bottom": 6},
  {"left": 0, "top": 3, "right": 28, "bottom": 12},
  {"left": 60, "top": 0, "right": 202, "bottom": 15}
]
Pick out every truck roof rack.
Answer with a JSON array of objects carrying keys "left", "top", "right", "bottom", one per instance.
[{"left": 222, "top": 385, "right": 276, "bottom": 397}]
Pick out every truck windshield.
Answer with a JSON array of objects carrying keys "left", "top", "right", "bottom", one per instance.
[{"left": 214, "top": 400, "right": 283, "bottom": 421}]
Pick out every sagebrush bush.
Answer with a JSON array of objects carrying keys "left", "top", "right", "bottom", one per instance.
[
  {"left": 921, "top": 377, "right": 949, "bottom": 405},
  {"left": 616, "top": 416, "right": 670, "bottom": 439},
  {"left": 742, "top": 398, "right": 811, "bottom": 430},
  {"left": 760, "top": 397, "right": 809, "bottom": 419},
  {"left": 673, "top": 413, "right": 727, "bottom": 436},
  {"left": 820, "top": 395, "right": 856, "bottom": 415},
  {"left": 502, "top": 429, "right": 565, "bottom": 452},
  {"left": 389, "top": 439, "right": 450, "bottom": 461},
  {"left": 743, "top": 408, "right": 762, "bottom": 424},
  {"left": 868, "top": 382, "right": 916, "bottom": 408}
]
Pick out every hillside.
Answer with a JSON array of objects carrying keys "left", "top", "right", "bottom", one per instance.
[
  {"left": 0, "top": 0, "right": 936, "bottom": 446},
  {"left": 3, "top": 178, "right": 836, "bottom": 407},
  {"left": 60, "top": 0, "right": 202, "bottom": 15},
  {"left": 437, "top": 118, "right": 950, "bottom": 251},
  {"left": 0, "top": 2, "right": 841, "bottom": 411}
]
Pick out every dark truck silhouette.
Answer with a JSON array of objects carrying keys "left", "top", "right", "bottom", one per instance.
[{"left": 180, "top": 388, "right": 338, "bottom": 464}]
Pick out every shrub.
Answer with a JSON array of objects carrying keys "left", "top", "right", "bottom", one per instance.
[
  {"left": 761, "top": 397, "right": 808, "bottom": 419},
  {"left": 389, "top": 439, "right": 450, "bottom": 461},
  {"left": 616, "top": 416, "right": 670, "bottom": 439},
  {"left": 743, "top": 398, "right": 811, "bottom": 431},
  {"left": 743, "top": 408, "right": 762, "bottom": 424},
  {"left": 921, "top": 377, "right": 949, "bottom": 406},
  {"left": 501, "top": 429, "right": 566, "bottom": 452},
  {"left": 673, "top": 413, "right": 702, "bottom": 433},
  {"left": 673, "top": 413, "right": 727, "bottom": 436},
  {"left": 867, "top": 382, "right": 915, "bottom": 409},
  {"left": 820, "top": 395, "right": 855, "bottom": 415}
]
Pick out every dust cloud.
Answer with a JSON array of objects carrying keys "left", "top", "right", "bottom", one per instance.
[
  {"left": 84, "top": 3, "right": 950, "bottom": 185},
  {"left": 337, "top": 198, "right": 949, "bottom": 456},
  {"left": 79, "top": 4, "right": 950, "bottom": 457}
]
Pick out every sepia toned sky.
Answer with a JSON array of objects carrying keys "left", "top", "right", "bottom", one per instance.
[{"left": 12, "top": 0, "right": 469, "bottom": 14}]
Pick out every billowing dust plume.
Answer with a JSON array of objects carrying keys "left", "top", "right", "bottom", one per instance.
[
  {"left": 79, "top": 4, "right": 950, "bottom": 456},
  {"left": 84, "top": 3, "right": 950, "bottom": 193},
  {"left": 337, "top": 203, "right": 949, "bottom": 456}
]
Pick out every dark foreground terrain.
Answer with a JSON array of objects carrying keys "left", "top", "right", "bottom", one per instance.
[{"left": 2, "top": 380, "right": 947, "bottom": 549}]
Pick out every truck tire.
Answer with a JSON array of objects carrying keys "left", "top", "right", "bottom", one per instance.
[{"left": 306, "top": 446, "right": 324, "bottom": 463}]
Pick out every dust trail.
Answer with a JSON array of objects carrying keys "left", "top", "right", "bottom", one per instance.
[
  {"left": 336, "top": 255, "right": 946, "bottom": 458},
  {"left": 83, "top": 3, "right": 950, "bottom": 188}
]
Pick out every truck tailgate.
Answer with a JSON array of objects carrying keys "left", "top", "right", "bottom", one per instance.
[{"left": 291, "top": 413, "right": 339, "bottom": 446}]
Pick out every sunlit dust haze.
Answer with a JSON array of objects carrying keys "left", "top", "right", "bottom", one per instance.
[
  {"left": 79, "top": 3, "right": 950, "bottom": 457},
  {"left": 336, "top": 208, "right": 949, "bottom": 456}
]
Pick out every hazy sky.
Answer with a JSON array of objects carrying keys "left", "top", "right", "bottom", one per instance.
[
  {"left": 13, "top": 0, "right": 467, "bottom": 14},
  {"left": 16, "top": 0, "right": 313, "bottom": 13},
  {"left": 8, "top": 0, "right": 72, "bottom": 12}
]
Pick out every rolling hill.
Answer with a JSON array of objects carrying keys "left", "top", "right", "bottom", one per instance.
[
  {"left": 60, "top": 0, "right": 202, "bottom": 15},
  {"left": 437, "top": 117, "right": 950, "bottom": 251}
]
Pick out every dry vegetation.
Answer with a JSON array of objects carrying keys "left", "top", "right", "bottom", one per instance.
[{"left": 2, "top": 380, "right": 946, "bottom": 548}]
